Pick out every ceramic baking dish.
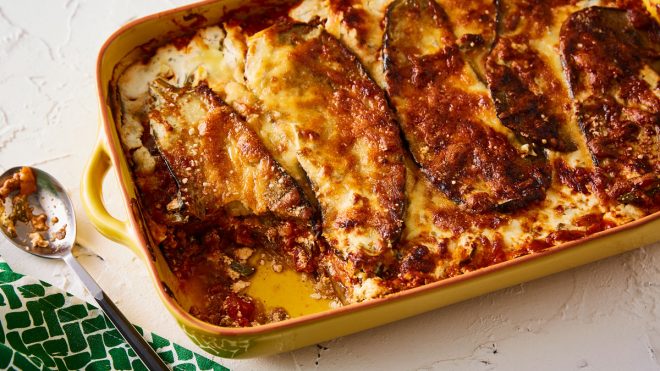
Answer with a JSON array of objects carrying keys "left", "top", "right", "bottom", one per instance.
[{"left": 81, "top": 0, "right": 660, "bottom": 358}]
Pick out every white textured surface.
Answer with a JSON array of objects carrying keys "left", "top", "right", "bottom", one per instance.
[{"left": 0, "top": 1, "right": 659, "bottom": 369}]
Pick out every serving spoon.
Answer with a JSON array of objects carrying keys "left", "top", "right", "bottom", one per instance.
[{"left": 0, "top": 167, "right": 168, "bottom": 371}]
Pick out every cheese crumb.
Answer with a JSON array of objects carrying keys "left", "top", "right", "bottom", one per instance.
[
  {"left": 29, "top": 232, "right": 49, "bottom": 248},
  {"left": 234, "top": 247, "right": 254, "bottom": 260},
  {"left": 231, "top": 281, "right": 250, "bottom": 293},
  {"left": 132, "top": 147, "right": 156, "bottom": 174}
]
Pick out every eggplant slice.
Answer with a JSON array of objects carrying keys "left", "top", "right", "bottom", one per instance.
[
  {"left": 485, "top": 0, "right": 579, "bottom": 152},
  {"left": 560, "top": 7, "right": 660, "bottom": 209},
  {"left": 384, "top": 0, "right": 550, "bottom": 213},
  {"left": 244, "top": 23, "right": 406, "bottom": 264},
  {"left": 148, "top": 79, "right": 314, "bottom": 222}
]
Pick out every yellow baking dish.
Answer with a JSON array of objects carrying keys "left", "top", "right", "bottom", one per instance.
[{"left": 82, "top": 0, "right": 660, "bottom": 358}]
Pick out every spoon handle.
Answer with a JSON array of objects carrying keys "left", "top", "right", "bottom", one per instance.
[{"left": 63, "top": 253, "right": 169, "bottom": 371}]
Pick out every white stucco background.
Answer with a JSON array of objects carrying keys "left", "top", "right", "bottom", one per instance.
[{"left": 1, "top": 1, "right": 659, "bottom": 369}]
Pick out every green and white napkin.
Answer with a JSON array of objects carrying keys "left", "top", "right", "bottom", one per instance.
[{"left": 0, "top": 258, "right": 228, "bottom": 370}]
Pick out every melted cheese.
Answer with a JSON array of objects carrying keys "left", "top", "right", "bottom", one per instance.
[{"left": 245, "top": 24, "right": 406, "bottom": 264}]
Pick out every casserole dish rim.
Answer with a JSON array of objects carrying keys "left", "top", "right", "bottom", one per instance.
[{"left": 91, "top": 0, "right": 660, "bottom": 338}]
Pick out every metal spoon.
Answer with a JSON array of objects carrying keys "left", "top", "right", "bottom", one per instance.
[{"left": 0, "top": 167, "right": 168, "bottom": 371}]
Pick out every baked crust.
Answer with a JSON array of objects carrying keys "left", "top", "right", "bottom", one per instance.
[
  {"left": 245, "top": 23, "right": 406, "bottom": 261},
  {"left": 243, "top": 23, "right": 408, "bottom": 299},
  {"left": 561, "top": 7, "right": 660, "bottom": 209},
  {"left": 485, "top": 0, "right": 581, "bottom": 152},
  {"left": 435, "top": 0, "right": 497, "bottom": 80},
  {"left": 384, "top": 0, "right": 550, "bottom": 212}
]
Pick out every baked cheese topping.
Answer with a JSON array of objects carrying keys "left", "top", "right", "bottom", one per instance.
[
  {"left": 245, "top": 24, "right": 406, "bottom": 290},
  {"left": 114, "top": 0, "right": 659, "bottom": 323},
  {"left": 486, "top": 0, "right": 590, "bottom": 153},
  {"left": 561, "top": 7, "right": 660, "bottom": 208},
  {"left": 384, "top": 0, "right": 551, "bottom": 213}
]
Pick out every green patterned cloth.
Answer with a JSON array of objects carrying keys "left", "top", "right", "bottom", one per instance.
[{"left": 0, "top": 258, "right": 228, "bottom": 370}]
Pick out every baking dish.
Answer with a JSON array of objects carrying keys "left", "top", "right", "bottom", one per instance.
[{"left": 82, "top": 0, "right": 660, "bottom": 358}]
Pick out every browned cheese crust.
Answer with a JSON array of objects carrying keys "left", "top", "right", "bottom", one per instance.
[
  {"left": 560, "top": 7, "right": 660, "bottom": 210},
  {"left": 245, "top": 23, "right": 406, "bottom": 286},
  {"left": 149, "top": 80, "right": 314, "bottom": 222},
  {"left": 308, "top": 0, "right": 393, "bottom": 84},
  {"left": 486, "top": 0, "right": 579, "bottom": 152},
  {"left": 384, "top": 0, "right": 551, "bottom": 212},
  {"left": 435, "top": 0, "right": 497, "bottom": 80},
  {"left": 327, "top": 0, "right": 381, "bottom": 49}
]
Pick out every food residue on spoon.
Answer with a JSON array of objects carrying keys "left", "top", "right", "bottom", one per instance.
[
  {"left": 29, "top": 231, "right": 50, "bottom": 248},
  {"left": 0, "top": 167, "right": 66, "bottom": 249},
  {"left": 51, "top": 224, "right": 67, "bottom": 241}
]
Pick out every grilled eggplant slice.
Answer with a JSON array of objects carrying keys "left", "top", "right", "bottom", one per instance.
[
  {"left": 148, "top": 79, "right": 314, "bottom": 222},
  {"left": 435, "top": 0, "right": 497, "bottom": 81},
  {"left": 485, "top": 0, "right": 580, "bottom": 152},
  {"left": 384, "top": 0, "right": 550, "bottom": 212},
  {"left": 245, "top": 24, "right": 406, "bottom": 265},
  {"left": 561, "top": 7, "right": 660, "bottom": 209}
]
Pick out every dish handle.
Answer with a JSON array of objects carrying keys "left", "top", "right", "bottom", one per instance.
[{"left": 81, "top": 138, "right": 140, "bottom": 256}]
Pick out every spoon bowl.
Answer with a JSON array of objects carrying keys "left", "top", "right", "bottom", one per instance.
[{"left": 0, "top": 166, "right": 76, "bottom": 259}]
